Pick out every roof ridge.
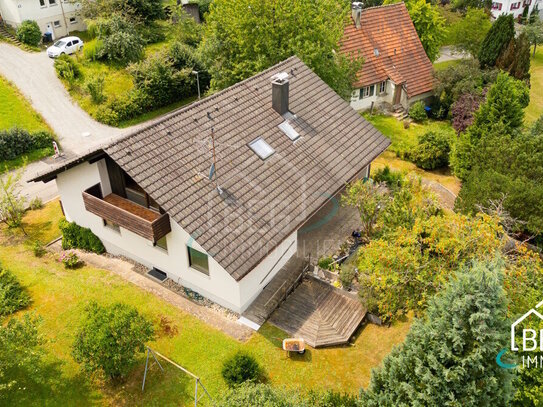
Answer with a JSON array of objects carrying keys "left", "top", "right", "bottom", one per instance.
[
  {"left": 104, "top": 55, "right": 302, "bottom": 151},
  {"left": 358, "top": 2, "right": 406, "bottom": 13}
]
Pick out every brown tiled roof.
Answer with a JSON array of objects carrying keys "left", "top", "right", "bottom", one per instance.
[
  {"left": 32, "top": 56, "right": 389, "bottom": 281},
  {"left": 341, "top": 3, "right": 434, "bottom": 98}
]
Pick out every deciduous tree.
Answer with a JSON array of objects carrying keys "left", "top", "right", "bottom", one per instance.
[
  {"left": 449, "top": 8, "right": 491, "bottom": 56},
  {"left": 523, "top": 20, "right": 543, "bottom": 56}
]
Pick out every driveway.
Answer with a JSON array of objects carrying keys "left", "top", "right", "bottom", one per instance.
[
  {"left": 0, "top": 43, "right": 128, "bottom": 201},
  {"left": 436, "top": 46, "right": 469, "bottom": 64}
]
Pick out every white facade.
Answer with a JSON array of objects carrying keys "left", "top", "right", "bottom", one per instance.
[
  {"left": 350, "top": 80, "right": 432, "bottom": 111},
  {"left": 0, "top": 0, "right": 85, "bottom": 39},
  {"left": 491, "top": 0, "right": 541, "bottom": 19},
  {"left": 55, "top": 158, "right": 298, "bottom": 313}
]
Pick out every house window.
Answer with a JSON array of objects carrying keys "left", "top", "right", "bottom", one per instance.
[
  {"left": 379, "top": 81, "right": 387, "bottom": 94},
  {"left": 53, "top": 20, "right": 61, "bottom": 28},
  {"left": 359, "top": 85, "right": 375, "bottom": 99},
  {"left": 155, "top": 236, "right": 167, "bottom": 252},
  {"left": 103, "top": 219, "right": 120, "bottom": 233},
  {"left": 69, "top": 17, "right": 77, "bottom": 24},
  {"left": 524, "top": 0, "right": 531, "bottom": 5},
  {"left": 511, "top": 1, "right": 521, "bottom": 9},
  {"left": 491, "top": 2, "right": 503, "bottom": 9},
  {"left": 188, "top": 246, "right": 209, "bottom": 275},
  {"left": 39, "top": 0, "right": 46, "bottom": 7},
  {"left": 49, "top": 0, "right": 57, "bottom": 5}
]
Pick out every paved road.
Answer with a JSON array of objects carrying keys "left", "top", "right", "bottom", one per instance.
[
  {"left": 436, "top": 46, "right": 469, "bottom": 64},
  {"left": 0, "top": 43, "right": 127, "bottom": 201}
]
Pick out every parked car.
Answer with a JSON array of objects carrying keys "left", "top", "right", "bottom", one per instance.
[{"left": 47, "top": 36, "right": 84, "bottom": 58}]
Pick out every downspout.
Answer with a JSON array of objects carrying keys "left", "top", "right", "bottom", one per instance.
[{"left": 59, "top": 0, "right": 69, "bottom": 36}]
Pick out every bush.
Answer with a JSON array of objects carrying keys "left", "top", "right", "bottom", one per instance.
[
  {"left": 95, "top": 105, "right": 120, "bottom": 126},
  {"left": 339, "top": 264, "right": 356, "bottom": 289},
  {"left": 221, "top": 352, "right": 263, "bottom": 387},
  {"left": 59, "top": 219, "right": 105, "bottom": 254},
  {"left": 16, "top": 20, "right": 41, "bottom": 47},
  {"left": 54, "top": 55, "right": 82, "bottom": 82},
  {"left": 411, "top": 130, "right": 451, "bottom": 170},
  {"left": 317, "top": 256, "right": 334, "bottom": 270},
  {"left": 72, "top": 302, "right": 155, "bottom": 380},
  {"left": 0, "top": 268, "right": 31, "bottom": 316},
  {"left": 408, "top": 101, "right": 427, "bottom": 122},
  {"left": 33, "top": 240, "right": 46, "bottom": 257},
  {"left": 99, "top": 30, "right": 143, "bottom": 64},
  {"left": 0, "top": 128, "right": 54, "bottom": 161},
  {"left": 86, "top": 75, "right": 105, "bottom": 104},
  {"left": 59, "top": 251, "right": 83, "bottom": 269},
  {"left": 83, "top": 39, "right": 104, "bottom": 62},
  {"left": 372, "top": 166, "right": 404, "bottom": 189},
  {"left": 29, "top": 197, "right": 43, "bottom": 210}
]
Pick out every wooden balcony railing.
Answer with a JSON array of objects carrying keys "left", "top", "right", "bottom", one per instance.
[{"left": 82, "top": 184, "right": 171, "bottom": 242}]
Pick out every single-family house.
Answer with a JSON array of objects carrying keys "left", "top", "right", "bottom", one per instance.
[
  {"left": 0, "top": 0, "right": 85, "bottom": 39},
  {"left": 341, "top": 2, "right": 434, "bottom": 111},
  {"left": 491, "top": 0, "right": 541, "bottom": 20},
  {"left": 30, "top": 56, "right": 390, "bottom": 314}
]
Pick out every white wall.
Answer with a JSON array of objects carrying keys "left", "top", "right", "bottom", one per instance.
[
  {"left": 56, "top": 159, "right": 245, "bottom": 312},
  {"left": 491, "top": 0, "right": 541, "bottom": 19},
  {"left": 349, "top": 80, "right": 394, "bottom": 111},
  {"left": 238, "top": 231, "right": 298, "bottom": 312},
  {"left": 1, "top": 0, "right": 85, "bottom": 37}
]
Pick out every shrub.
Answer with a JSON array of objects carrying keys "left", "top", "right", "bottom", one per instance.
[
  {"left": 0, "top": 128, "right": 54, "bottom": 161},
  {"left": 372, "top": 166, "right": 404, "bottom": 189},
  {"left": 32, "top": 240, "right": 46, "bottom": 257},
  {"left": 99, "top": 30, "right": 143, "bottom": 64},
  {"left": 54, "top": 55, "right": 82, "bottom": 82},
  {"left": 72, "top": 302, "right": 155, "bottom": 380},
  {"left": 411, "top": 130, "right": 451, "bottom": 170},
  {"left": 221, "top": 352, "right": 263, "bottom": 387},
  {"left": 86, "top": 75, "right": 105, "bottom": 104},
  {"left": 408, "top": 101, "right": 427, "bottom": 123},
  {"left": 29, "top": 197, "right": 43, "bottom": 210},
  {"left": 16, "top": 20, "right": 41, "bottom": 47},
  {"left": 83, "top": 39, "right": 104, "bottom": 61},
  {"left": 317, "top": 256, "right": 334, "bottom": 270},
  {"left": 59, "top": 251, "right": 83, "bottom": 269},
  {"left": 451, "top": 92, "right": 484, "bottom": 134},
  {"left": 0, "top": 268, "right": 31, "bottom": 316},
  {"left": 59, "top": 219, "right": 105, "bottom": 254},
  {"left": 339, "top": 264, "right": 356, "bottom": 289},
  {"left": 95, "top": 105, "right": 120, "bottom": 126}
]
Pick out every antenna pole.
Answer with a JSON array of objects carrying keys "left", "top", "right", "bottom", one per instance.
[{"left": 211, "top": 128, "right": 223, "bottom": 194}]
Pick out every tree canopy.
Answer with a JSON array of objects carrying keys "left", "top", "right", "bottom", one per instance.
[
  {"left": 479, "top": 14, "right": 515, "bottom": 68},
  {"left": 199, "top": 0, "right": 362, "bottom": 98},
  {"left": 449, "top": 8, "right": 491, "bottom": 56}
]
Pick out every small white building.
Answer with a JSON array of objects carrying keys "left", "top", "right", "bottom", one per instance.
[
  {"left": 0, "top": 0, "right": 85, "bottom": 40},
  {"left": 491, "top": 0, "right": 542, "bottom": 20},
  {"left": 341, "top": 3, "right": 435, "bottom": 111},
  {"left": 30, "top": 56, "right": 390, "bottom": 315}
]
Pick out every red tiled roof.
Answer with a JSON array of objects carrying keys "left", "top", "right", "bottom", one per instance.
[{"left": 341, "top": 3, "right": 434, "bottom": 98}]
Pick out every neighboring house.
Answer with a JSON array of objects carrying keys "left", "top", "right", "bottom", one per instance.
[
  {"left": 0, "top": 0, "right": 85, "bottom": 40},
  {"left": 31, "top": 56, "right": 390, "bottom": 314},
  {"left": 491, "top": 0, "right": 541, "bottom": 20},
  {"left": 341, "top": 2, "right": 434, "bottom": 111}
]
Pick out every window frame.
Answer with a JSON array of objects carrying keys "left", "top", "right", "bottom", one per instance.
[
  {"left": 53, "top": 20, "right": 61, "bottom": 28},
  {"left": 379, "top": 81, "right": 386, "bottom": 94},
  {"left": 69, "top": 17, "right": 77, "bottom": 24},
  {"left": 187, "top": 246, "right": 210, "bottom": 275},
  {"left": 155, "top": 236, "right": 168, "bottom": 252},
  {"left": 49, "top": 0, "right": 57, "bottom": 6},
  {"left": 39, "top": 0, "right": 46, "bottom": 7}
]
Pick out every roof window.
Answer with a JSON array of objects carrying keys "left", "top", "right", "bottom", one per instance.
[
  {"left": 249, "top": 137, "right": 275, "bottom": 160},
  {"left": 278, "top": 121, "right": 300, "bottom": 141}
]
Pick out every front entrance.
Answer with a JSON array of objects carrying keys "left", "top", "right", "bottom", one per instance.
[{"left": 393, "top": 84, "right": 402, "bottom": 105}]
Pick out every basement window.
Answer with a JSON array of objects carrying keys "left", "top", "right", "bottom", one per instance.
[
  {"left": 278, "top": 121, "right": 300, "bottom": 141},
  {"left": 248, "top": 137, "right": 274, "bottom": 160}
]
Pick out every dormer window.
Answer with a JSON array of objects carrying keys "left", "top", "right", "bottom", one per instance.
[{"left": 249, "top": 137, "right": 275, "bottom": 160}]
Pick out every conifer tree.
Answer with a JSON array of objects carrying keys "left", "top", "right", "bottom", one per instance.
[
  {"left": 362, "top": 260, "right": 513, "bottom": 406},
  {"left": 479, "top": 15, "right": 515, "bottom": 68}
]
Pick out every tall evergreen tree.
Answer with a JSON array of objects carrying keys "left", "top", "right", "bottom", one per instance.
[
  {"left": 361, "top": 260, "right": 513, "bottom": 407},
  {"left": 496, "top": 33, "right": 532, "bottom": 80},
  {"left": 479, "top": 15, "right": 515, "bottom": 68}
]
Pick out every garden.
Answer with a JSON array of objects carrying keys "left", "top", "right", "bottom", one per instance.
[
  {"left": 0, "top": 76, "right": 57, "bottom": 171},
  {"left": 0, "top": 200, "right": 411, "bottom": 406}
]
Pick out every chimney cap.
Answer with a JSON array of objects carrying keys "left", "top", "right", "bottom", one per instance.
[
  {"left": 352, "top": 1, "right": 363, "bottom": 9},
  {"left": 271, "top": 72, "right": 289, "bottom": 84}
]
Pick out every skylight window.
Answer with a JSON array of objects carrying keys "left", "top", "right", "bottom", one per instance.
[
  {"left": 278, "top": 121, "right": 300, "bottom": 141},
  {"left": 249, "top": 137, "right": 275, "bottom": 160}
]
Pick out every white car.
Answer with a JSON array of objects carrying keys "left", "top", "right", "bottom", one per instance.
[{"left": 47, "top": 36, "right": 84, "bottom": 58}]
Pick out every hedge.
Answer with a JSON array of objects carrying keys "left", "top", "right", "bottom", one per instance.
[
  {"left": 0, "top": 128, "right": 55, "bottom": 161},
  {"left": 59, "top": 219, "right": 106, "bottom": 254},
  {"left": 0, "top": 268, "right": 31, "bottom": 316}
]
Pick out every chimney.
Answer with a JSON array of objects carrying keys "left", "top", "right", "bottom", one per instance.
[
  {"left": 352, "top": 2, "right": 363, "bottom": 29},
  {"left": 271, "top": 72, "right": 289, "bottom": 116}
]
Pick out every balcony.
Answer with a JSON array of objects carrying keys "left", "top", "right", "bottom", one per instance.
[{"left": 82, "top": 184, "right": 171, "bottom": 242}]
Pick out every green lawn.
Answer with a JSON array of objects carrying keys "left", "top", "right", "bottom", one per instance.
[
  {"left": 433, "top": 59, "right": 461, "bottom": 72},
  {"left": 1, "top": 202, "right": 411, "bottom": 406},
  {"left": 526, "top": 47, "right": 543, "bottom": 124},
  {"left": 0, "top": 75, "right": 55, "bottom": 171},
  {"left": 0, "top": 76, "right": 51, "bottom": 133}
]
